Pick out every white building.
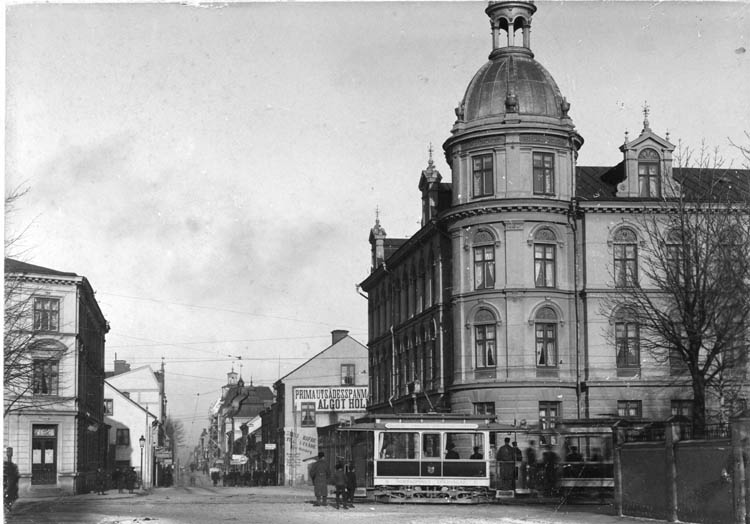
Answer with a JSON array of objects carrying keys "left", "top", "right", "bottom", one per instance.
[
  {"left": 104, "top": 381, "right": 158, "bottom": 488},
  {"left": 269, "top": 330, "right": 368, "bottom": 485}
]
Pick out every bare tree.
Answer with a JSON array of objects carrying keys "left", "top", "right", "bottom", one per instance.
[
  {"left": 4, "top": 187, "right": 71, "bottom": 416},
  {"left": 611, "top": 143, "right": 750, "bottom": 435},
  {"left": 164, "top": 416, "right": 186, "bottom": 455}
]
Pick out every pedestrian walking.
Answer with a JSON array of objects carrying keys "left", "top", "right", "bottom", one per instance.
[
  {"left": 95, "top": 466, "right": 107, "bottom": 495},
  {"left": 345, "top": 463, "right": 357, "bottom": 507},
  {"left": 126, "top": 466, "right": 136, "bottom": 493},
  {"left": 542, "top": 445, "right": 559, "bottom": 497},
  {"left": 332, "top": 463, "right": 349, "bottom": 509},
  {"left": 525, "top": 440, "right": 538, "bottom": 490},
  {"left": 115, "top": 467, "right": 126, "bottom": 493},
  {"left": 309, "top": 451, "right": 330, "bottom": 507}
]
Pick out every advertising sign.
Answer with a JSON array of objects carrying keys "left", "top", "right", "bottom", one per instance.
[{"left": 293, "top": 386, "right": 368, "bottom": 412}]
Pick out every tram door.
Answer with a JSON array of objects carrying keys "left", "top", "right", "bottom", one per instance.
[{"left": 31, "top": 425, "right": 57, "bottom": 485}]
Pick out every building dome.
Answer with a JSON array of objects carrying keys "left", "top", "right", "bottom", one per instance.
[{"left": 461, "top": 49, "right": 565, "bottom": 121}]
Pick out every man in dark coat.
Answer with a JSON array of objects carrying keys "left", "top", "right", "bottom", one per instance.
[
  {"left": 345, "top": 463, "right": 357, "bottom": 507},
  {"left": 95, "top": 466, "right": 107, "bottom": 495},
  {"left": 309, "top": 451, "right": 330, "bottom": 507},
  {"left": 497, "top": 438, "right": 516, "bottom": 490},
  {"left": 4, "top": 458, "right": 20, "bottom": 511}
]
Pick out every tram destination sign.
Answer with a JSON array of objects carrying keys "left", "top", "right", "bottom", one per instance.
[{"left": 293, "top": 386, "right": 368, "bottom": 412}]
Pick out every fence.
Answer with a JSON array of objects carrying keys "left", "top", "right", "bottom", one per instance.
[{"left": 614, "top": 414, "right": 750, "bottom": 524}]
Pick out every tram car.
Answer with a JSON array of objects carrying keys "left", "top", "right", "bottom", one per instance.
[
  {"left": 509, "top": 418, "right": 617, "bottom": 500},
  {"left": 339, "top": 413, "right": 517, "bottom": 504}
]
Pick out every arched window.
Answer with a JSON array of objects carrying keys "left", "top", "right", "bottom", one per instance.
[
  {"left": 473, "top": 230, "right": 495, "bottom": 290},
  {"left": 638, "top": 148, "right": 661, "bottom": 198},
  {"left": 474, "top": 309, "right": 497, "bottom": 369},
  {"left": 534, "top": 228, "right": 556, "bottom": 288},
  {"left": 613, "top": 228, "right": 638, "bottom": 287},
  {"left": 535, "top": 307, "right": 557, "bottom": 368},
  {"left": 614, "top": 307, "right": 640, "bottom": 373}
]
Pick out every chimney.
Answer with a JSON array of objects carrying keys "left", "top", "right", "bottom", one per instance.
[
  {"left": 332, "top": 330, "right": 349, "bottom": 345},
  {"left": 114, "top": 359, "right": 131, "bottom": 375}
]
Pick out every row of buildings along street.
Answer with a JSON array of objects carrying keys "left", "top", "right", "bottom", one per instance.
[
  {"left": 4, "top": 259, "right": 170, "bottom": 495},
  {"left": 4, "top": 1, "right": 750, "bottom": 523}
]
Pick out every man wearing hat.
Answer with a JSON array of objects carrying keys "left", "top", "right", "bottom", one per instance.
[{"left": 309, "top": 451, "right": 330, "bottom": 507}]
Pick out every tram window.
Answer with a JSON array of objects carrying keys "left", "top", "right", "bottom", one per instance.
[
  {"left": 379, "top": 432, "right": 420, "bottom": 459},
  {"left": 423, "top": 434, "right": 441, "bottom": 458},
  {"left": 445, "top": 432, "right": 482, "bottom": 460}
]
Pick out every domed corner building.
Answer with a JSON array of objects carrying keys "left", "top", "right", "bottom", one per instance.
[{"left": 359, "top": 1, "right": 750, "bottom": 437}]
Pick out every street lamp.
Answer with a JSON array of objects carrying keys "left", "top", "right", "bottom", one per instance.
[{"left": 139, "top": 435, "right": 146, "bottom": 488}]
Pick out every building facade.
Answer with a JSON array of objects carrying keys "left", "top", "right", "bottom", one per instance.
[
  {"left": 3, "top": 258, "right": 109, "bottom": 495},
  {"left": 103, "top": 381, "right": 158, "bottom": 488},
  {"left": 268, "top": 330, "right": 368, "bottom": 486},
  {"left": 360, "top": 1, "right": 749, "bottom": 431}
]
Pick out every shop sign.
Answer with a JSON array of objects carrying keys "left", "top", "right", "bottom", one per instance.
[{"left": 293, "top": 386, "right": 368, "bottom": 412}]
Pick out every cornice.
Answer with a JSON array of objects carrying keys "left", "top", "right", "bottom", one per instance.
[{"left": 443, "top": 201, "right": 570, "bottom": 221}]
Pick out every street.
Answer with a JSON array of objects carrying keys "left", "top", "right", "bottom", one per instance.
[{"left": 4, "top": 474, "right": 656, "bottom": 524}]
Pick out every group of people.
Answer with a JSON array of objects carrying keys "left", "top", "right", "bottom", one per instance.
[
  {"left": 110, "top": 466, "right": 139, "bottom": 493},
  {"left": 495, "top": 438, "right": 586, "bottom": 496},
  {"left": 309, "top": 451, "right": 357, "bottom": 509},
  {"left": 208, "top": 468, "right": 274, "bottom": 487}
]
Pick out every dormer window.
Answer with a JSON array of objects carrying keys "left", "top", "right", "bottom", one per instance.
[
  {"left": 638, "top": 148, "right": 661, "bottom": 197},
  {"left": 472, "top": 154, "right": 494, "bottom": 197}
]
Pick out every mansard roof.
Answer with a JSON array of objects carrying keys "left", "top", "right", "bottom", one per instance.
[{"left": 575, "top": 165, "right": 750, "bottom": 202}]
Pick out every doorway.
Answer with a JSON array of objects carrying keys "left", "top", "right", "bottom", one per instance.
[{"left": 31, "top": 425, "right": 57, "bottom": 485}]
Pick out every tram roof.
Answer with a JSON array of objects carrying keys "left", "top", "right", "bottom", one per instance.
[{"left": 338, "top": 413, "right": 517, "bottom": 432}]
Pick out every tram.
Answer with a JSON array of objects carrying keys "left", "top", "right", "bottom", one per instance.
[{"left": 339, "top": 413, "right": 517, "bottom": 503}]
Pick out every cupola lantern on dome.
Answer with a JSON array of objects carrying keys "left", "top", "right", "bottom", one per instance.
[{"left": 486, "top": 0, "right": 537, "bottom": 59}]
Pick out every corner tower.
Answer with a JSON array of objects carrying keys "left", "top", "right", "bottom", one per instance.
[
  {"left": 444, "top": 0, "right": 583, "bottom": 203},
  {"left": 443, "top": 2, "right": 585, "bottom": 423}
]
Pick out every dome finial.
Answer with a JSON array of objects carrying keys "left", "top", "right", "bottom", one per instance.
[{"left": 428, "top": 143, "right": 434, "bottom": 166}]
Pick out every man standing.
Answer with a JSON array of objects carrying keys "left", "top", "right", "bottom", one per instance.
[
  {"left": 309, "top": 451, "right": 330, "bottom": 507},
  {"left": 497, "top": 437, "right": 515, "bottom": 490},
  {"left": 95, "top": 466, "right": 107, "bottom": 495}
]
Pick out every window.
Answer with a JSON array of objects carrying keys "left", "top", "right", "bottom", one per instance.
[
  {"left": 32, "top": 359, "right": 59, "bottom": 395},
  {"left": 617, "top": 400, "right": 642, "bottom": 418},
  {"left": 379, "top": 432, "right": 419, "bottom": 459},
  {"left": 474, "top": 309, "right": 496, "bottom": 368},
  {"left": 534, "top": 229, "right": 556, "bottom": 288},
  {"left": 535, "top": 307, "right": 557, "bottom": 368},
  {"left": 638, "top": 148, "right": 660, "bottom": 198},
  {"left": 116, "top": 428, "right": 130, "bottom": 446},
  {"left": 671, "top": 399, "right": 693, "bottom": 419},
  {"left": 533, "top": 152, "right": 555, "bottom": 195},
  {"left": 613, "top": 228, "right": 638, "bottom": 287},
  {"left": 104, "top": 399, "right": 113, "bottom": 416},
  {"left": 473, "top": 231, "right": 495, "bottom": 290},
  {"left": 615, "top": 310, "right": 640, "bottom": 371},
  {"left": 472, "top": 154, "right": 494, "bottom": 197},
  {"left": 33, "top": 298, "right": 60, "bottom": 332},
  {"left": 341, "top": 364, "right": 355, "bottom": 385},
  {"left": 300, "top": 402, "right": 316, "bottom": 427},
  {"left": 474, "top": 402, "right": 495, "bottom": 416},
  {"left": 539, "top": 401, "right": 560, "bottom": 430}
]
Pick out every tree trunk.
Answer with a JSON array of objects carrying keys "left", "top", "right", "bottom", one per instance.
[{"left": 692, "top": 374, "right": 707, "bottom": 438}]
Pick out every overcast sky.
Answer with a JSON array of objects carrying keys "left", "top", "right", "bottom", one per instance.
[{"left": 5, "top": 1, "right": 749, "bottom": 448}]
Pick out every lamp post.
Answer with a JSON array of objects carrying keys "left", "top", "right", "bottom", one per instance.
[{"left": 139, "top": 435, "right": 146, "bottom": 488}]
